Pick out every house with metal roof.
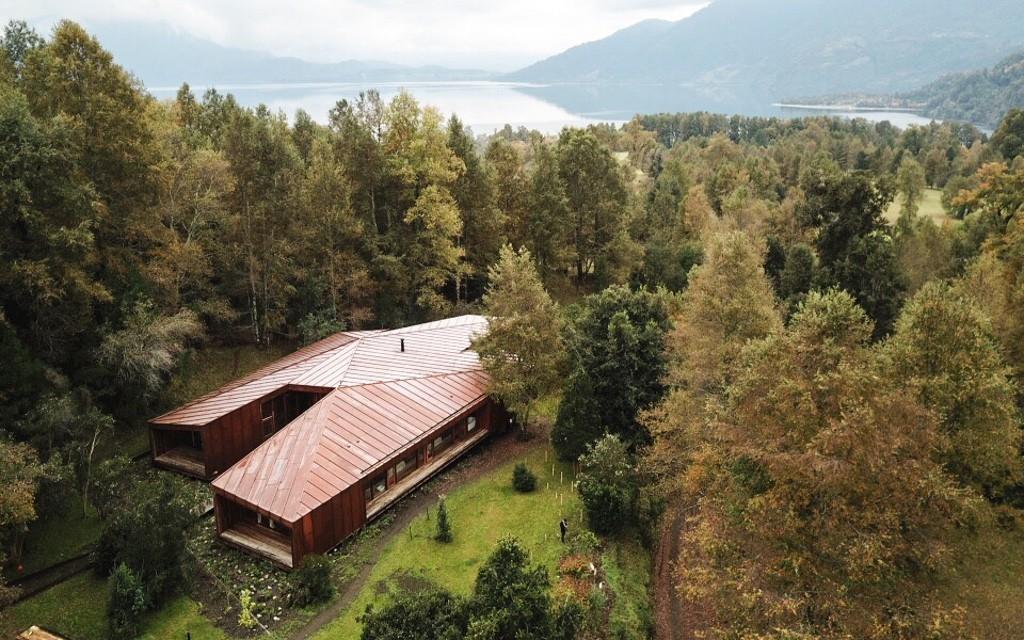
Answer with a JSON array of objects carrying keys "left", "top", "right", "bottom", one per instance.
[{"left": 149, "top": 315, "right": 511, "bottom": 568}]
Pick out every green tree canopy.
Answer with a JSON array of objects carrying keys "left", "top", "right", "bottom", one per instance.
[
  {"left": 552, "top": 285, "right": 671, "bottom": 460},
  {"left": 473, "top": 245, "right": 564, "bottom": 432}
]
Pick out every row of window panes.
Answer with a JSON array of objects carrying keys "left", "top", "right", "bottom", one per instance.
[{"left": 364, "top": 412, "right": 480, "bottom": 503}]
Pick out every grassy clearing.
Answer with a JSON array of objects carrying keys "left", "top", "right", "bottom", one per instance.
[
  {"left": 139, "top": 596, "right": 227, "bottom": 640},
  {"left": 884, "top": 188, "right": 953, "bottom": 225},
  {"left": 0, "top": 573, "right": 109, "bottom": 639},
  {"left": 313, "top": 444, "right": 583, "bottom": 639}
]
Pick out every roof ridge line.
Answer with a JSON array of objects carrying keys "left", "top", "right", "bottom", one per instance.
[
  {"left": 334, "top": 367, "right": 484, "bottom": 391},
  {"left": 283, "top": 386, "right": 340, "bottom": 521},
  {"left": 152, "top": 332, "right": 364, "bottom": 423}
]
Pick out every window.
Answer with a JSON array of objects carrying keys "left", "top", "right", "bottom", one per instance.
[
  {"left": 430, "top": 429, "right": 454, "bottom": 454},
  {"left": 364, "top": 473, "right": 388, "bottom": 502},
  {"left": 256, "top": 512, "right": 276, "bottom": 531},
  {"left": 189, "top": 430, "right": 203, "bottom": 450},
  {"left": 466, "top": 415, "right": 477, "bottom": 433},
  {"left": 261, "top": 400, "right": 275, "bottom": 438},
  {"left": 394, "top": 452, "right": 419, "bottom": 480}
]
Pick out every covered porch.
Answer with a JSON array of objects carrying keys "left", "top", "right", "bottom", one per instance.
[
  {"left": 366, "top": 427, "right": 489, "bottom": 520},
  {"left": 219, "top": 521, "right": 294, "bottom": 569},
  {"left": 154, "top": 446, "right": 205, "bottom": 477}
]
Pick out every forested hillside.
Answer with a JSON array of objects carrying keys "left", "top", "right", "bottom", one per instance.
[
  {"left": 797, "top": 50, "right": 1024, "bottom": 130},
  {"left": 510, "top": 0, "right": 1024, "bottom": 96},
  {"left": 3, "top": 17, "right": 1024, "bottom": 640},
  {"left": 904, "top": 51, "right": 1024, "bottom": 129}
]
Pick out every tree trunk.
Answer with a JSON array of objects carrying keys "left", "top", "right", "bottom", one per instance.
[{"left": 82, "top": 427, "right": 102, "bottom": 517}]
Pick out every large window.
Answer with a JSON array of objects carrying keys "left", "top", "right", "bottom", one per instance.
[
  {"left": 430, "top": 428, "right": 455, "bottom": 455},
  {"left": 394, "top": 451, "right": 421, "bottom": 481},
  {"left": 364, "top": 473, "right": 388, "bottom": 502}
]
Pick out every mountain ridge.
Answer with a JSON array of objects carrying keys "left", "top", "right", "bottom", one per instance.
[{"left": 507, "top": 0, "right": 1024, "bottom": 98}]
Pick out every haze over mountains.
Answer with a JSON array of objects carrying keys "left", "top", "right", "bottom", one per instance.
[
  {"left": 89, "top": 22, "right": 494, "bottom": 88},
  {"left": 80, "top": 0, "right": 1024, "bottom": 130},
  {"left": 509, "top": 0, "right": 1024, "bottom": 97}
]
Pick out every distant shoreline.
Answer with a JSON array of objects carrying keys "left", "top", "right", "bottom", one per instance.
[{"left": 774, "top": 102, "right": 922, "bottom": 113}]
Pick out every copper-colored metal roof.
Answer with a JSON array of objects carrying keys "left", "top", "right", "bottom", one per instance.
[
  {"left": 151, "top": 329, "right": 384, "bottom": 427},
  {"left": 205, "top": 316, "right": 490, "bottom": 522}
]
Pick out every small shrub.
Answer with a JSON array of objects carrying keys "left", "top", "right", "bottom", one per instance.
[
  {"left": 292, "top": 553, "right": 334, "bottom": 606},
  {"left": 435, "top": 496, "right": 453, "bottom": 543},
  {"left": 586, "top": 587, "right": 609, "bottom": 631},
  {"left": 552, "top": 596, "right": 586, "bottom": 640},
  {"left": 108, "top": 563, "right": 146, "bottom": 639},
  {"left": 238, "top": 589, "right": 258, "bottom": 629},
  {"left": 567, "top": 530, "right": 601, "bottom": 556},
  {"left": 512, "top": 463, "right": 538, "bottom": 492}
]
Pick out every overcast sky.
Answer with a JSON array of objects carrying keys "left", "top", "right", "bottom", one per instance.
[{"left": 8, "top": 0, "right": 709, "bottom": 70}]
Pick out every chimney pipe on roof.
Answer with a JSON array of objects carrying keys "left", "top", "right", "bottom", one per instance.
[{"left": 400, "top": 338, "right": 405, "bottom": 353}]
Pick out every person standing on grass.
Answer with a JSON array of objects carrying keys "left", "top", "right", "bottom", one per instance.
[{"left": 560, "top": 517, "right": 568, "bottom": 543}]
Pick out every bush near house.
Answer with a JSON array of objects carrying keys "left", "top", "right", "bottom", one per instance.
[{"left": 513, "top": 463, "right": 538, "bottom": 493}]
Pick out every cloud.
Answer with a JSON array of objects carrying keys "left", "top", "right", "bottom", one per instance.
[{"left": 8, "top": 0, "right": 708, "bottom": 70}]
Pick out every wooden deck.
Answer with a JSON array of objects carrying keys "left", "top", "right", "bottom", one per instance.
[
  {"left": 366, "top": 429, "right": 489, "bottom": 520},
  {"left": 220, "top": 522, "right": 293, "bottom": 569},
  {"left": 154, "top": 446, "right": 206, "bottom": 478}
]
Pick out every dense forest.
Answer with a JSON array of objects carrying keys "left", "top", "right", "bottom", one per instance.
[{"left": 2, "top": 18, "right": 1024, "bottom": 640}]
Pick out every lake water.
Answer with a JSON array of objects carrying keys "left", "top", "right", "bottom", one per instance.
[{"left": 149, "top": 81, "right": 940, "bottom": 134}]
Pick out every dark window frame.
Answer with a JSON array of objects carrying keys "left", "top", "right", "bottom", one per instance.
[{"left": 364, "top": 472, "right": 388, "bottom": 502}]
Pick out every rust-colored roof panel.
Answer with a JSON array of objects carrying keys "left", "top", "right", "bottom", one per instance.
[
  {"left": 208, "top": 317, "right": 491, "bottom": 523},
  {"left": 150, "top": 330, "right": 380, "bottom": 426}
]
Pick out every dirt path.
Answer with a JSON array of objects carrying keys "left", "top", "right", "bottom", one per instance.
[
  {"left": 653, "top": 503, "right": 707, "bottom": 640},
  {"left": 288, "top": 430, "right": 541, "bottom": 640},
  {"left": 653, "top": 507, "right": 685, "bottom": 640}
]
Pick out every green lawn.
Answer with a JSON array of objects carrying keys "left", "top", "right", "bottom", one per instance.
[
  {"left": 884, "top": 188, "right": 953, "bottom": 226},
  {"left": 0, "top": 573, "right": 109, "bottom": 639},
  {"left": 603, "top": 540, "right": 654, "bottom": 638},
  {"left": 313, "top": 445, "right": 584, "bottom": 639},
  {"left": 15, "top": 494, "right": 103, "bottom": 576},
  {"left": 0, "top": 573, "right": 227, "bottom": 640},
  {"left": 139, "top": 596, "right": 227, "bottom": 640}
]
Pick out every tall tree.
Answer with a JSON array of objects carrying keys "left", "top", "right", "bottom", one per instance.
[
  {"left": 800, "top": 167, "right": 906, "bottom": 337},
  {"left": 485, "top": 137, "right": 529, "bottom": 249},
  {"left": 473, "top": 246, "right": 563, "bottom": 433},
  {"left": 402, "top": 185, "right": 463, "bottom": 316},
  {"left": 645, "top": 232, "right": 782, "bottom": 490},
  {"left": 552, "top": 285, "right": 670, "bottom": 460},
  {"left": 221, "top": 106, "right": 302, "bottom": 344},
  {"left": 886, "top": 281, "right": 1022, "bottom": 497},
  {"left": 676, "top": 290, "right": 978, "bottom": 639},
  {"left": 556, "top": 128, "right": 628, "bottom": 285},
  {"left": 296, "top": 137, "right": 375, "bottom": 328},
  {"left": 448, "top": 115, "right": 505, "bottom": 301},
  {"left": 896, "top": 154, "right": 927, "bottom": 216},
  {"left": 526, "top": 142, "right": 572, "bottom": 286}
]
